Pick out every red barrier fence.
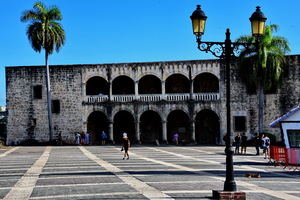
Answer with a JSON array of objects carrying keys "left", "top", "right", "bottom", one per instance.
[{"left": 270, "top": 146, "right": 300, "bottom": 170}]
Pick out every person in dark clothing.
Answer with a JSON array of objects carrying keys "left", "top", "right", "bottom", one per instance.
[
  {"left": 254, "top": 134, "right": 261, "bottom": 155},
  {"left": 241, "top": 133, "right": 247, "bottom": 154},
  {"left": 122, "top": 136, "right": 130, "bottom": 160},
  {"left": 234, "top": 133, "right": 241, "bottom": 154}
]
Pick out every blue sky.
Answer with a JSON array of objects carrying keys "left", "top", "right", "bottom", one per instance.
[{"left": 1, "top": 0, "right": 299, "bottom": 106}]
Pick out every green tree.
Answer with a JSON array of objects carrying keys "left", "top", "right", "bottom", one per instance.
[
  {"left": 236, "top": 24, "right": 290, "bottom": 135},
  {"left": 21, "top": 1, "right": 65, "bottom": 142}
]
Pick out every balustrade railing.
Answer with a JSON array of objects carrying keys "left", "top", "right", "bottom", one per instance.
[
  {"left": 86, "top": 95, "right": 109, "bottom": 103},
  {"left": 193, "top": 93, "right": 220, "bottom": 101},
  {"left": 113, "top": 95, "right": 135, "bottom": 102},
  {"left": 85, "top": 93, "right": 220, "bottom": 103},
  {"left": 165, "top": 93, "right": 190, "bottom": 101},
  {"left": 139, "top": 94, "right": 162, "bottom": 102}
]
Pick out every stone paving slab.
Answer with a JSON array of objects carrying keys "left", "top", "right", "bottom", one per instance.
[
  {"left": 31, "top": 184, "right": 136, "bottom": 197},
  {"left": 0, "top": 188, "right": 10, "bottom": 199},
  {"left": 36, "top": 176, "right": 123, "bottom": 186},
  {"left": 0, "top": 146, "right": 299, "bottom": 200}
]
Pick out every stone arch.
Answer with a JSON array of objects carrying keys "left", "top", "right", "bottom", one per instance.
[
  {"left": 86, "top": 76, "right": 109, "bottom": 95},
  {"left": 139, "top": 75, "right": 162, "bottom": 94},
  {"left": 167, "top": 110, "right": 190, "bottom": 144},
  {"left": 113, "top": 110, "right": 135, "bottom": 143},
  {"left": 112, "top": 75, "right": 135, "bottom": 95},
  {"left": 193, "top": 73, "right": 219, "bottom": 93},
  {"left": 193, "top": 106, "right": 220, "bottom": 120},
  {"left": 165, "top": 107, "right": 189, "bottom": 119},
  {"left": 165, "top": 74, "right": 189, "bottom": 93},
  {"left": 195, "top": 109, "right": 220, "bottom": 144},
  {"left": 87, "top": 111, "right": 109, "bottom": 144},
  {"left": 163, "top": 65, "right": 189, "bottom": 81},
  {"left": 84, "top": 74, "right": 107, "bottom": 84},
  {"left": 136, "top": 72, "right": 161, "bottom": 82},
  {"left": 137, "top": 107, "right": 164, "bottom": 122},
  {"left": 140, "top": 110, "right": 162, "bottom": 144},
  {"left": 112, "top": 107, "right": 135, "bottom": 120},
  {"left": 191, "top": 70, "right": 219, "bottom": 80}
]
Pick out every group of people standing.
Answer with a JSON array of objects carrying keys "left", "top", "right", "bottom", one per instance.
[
  {"left": 234, "top": 133, "right": 248, "bottom": 154},
  {"left": 233, "top": 133, "right": 270, "bottom": 159},
  {"left": 75, "top": 131, "right": 108, "bottom": 145},
  {"left": 75, "top": 132, "right": 92, "bottom": 145}
]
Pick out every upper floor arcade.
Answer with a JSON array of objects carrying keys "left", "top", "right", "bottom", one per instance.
[{"left": 82, "top": 59, "right": 222, "bottom": 103}]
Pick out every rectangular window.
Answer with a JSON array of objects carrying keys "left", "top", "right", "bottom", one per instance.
[
  {"left": 287, "top": 130, "right": 300, "bottom": 148},
  {"left": 52, "top": 100, "right": 60, "bottom": 114},
  {"left": 33, "top": 85, "right": 42, "bottom": 99},
  {"left": 234, "top": 116, "right": 246, "bottom": 131}
]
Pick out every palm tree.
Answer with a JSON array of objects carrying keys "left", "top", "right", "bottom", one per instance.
[
  {"left": 236, "top": 24, "right": 290, "bottom": 135},
  {"left": 21, "top": 2, "right": 65, "bottom": 142}
]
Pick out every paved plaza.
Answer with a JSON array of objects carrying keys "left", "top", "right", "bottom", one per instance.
[{"left": 0, "top": 145, "right": 299, "bottom": 200}]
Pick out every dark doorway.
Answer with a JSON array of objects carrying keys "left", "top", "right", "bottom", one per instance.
[
  {"left": 195, "top": 109, "right": 220, "bottom": 144},
  {"left": 166, "top": 74, "right": 189, "bottom": 93},
  {"left": 86, "top": 76, "right": 109, "bottom": 95},
  {"left": 87, "top": 111, "right": 109, "bottom": 144},
  {"left": 139, "top": 75, "right": 162, "bottom": 94},
  {"left": 140, "top": 111, "right": 162, "bottom": 144},
  {"left": 193, "top": 73, "right": 219, "bottom": 93},
  {"left": 113, "top": 111, "right": 135, "bottom": 143},
  {"left": 167, "top": 110, "right": 190, "bottom": 144},
  {"left": 112, "top": 76, "right": 134, "bottom": 95}
]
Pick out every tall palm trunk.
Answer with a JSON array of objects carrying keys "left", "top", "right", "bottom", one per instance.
[
  {"left": 258, "top": 85, "right": 264, "bottom": 135},
  {"left": 45, "top": 51, "right": 53, "bottom": 141}
]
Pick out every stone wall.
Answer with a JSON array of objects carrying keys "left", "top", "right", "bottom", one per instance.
[
  {"left": 5, "top": 55, "right": 300, "bottom": 145},
  {"left": 6, "top": 65, "right": 83, "bottom": 144}
]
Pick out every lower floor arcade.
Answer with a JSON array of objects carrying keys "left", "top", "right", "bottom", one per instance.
[{"left": 86, "top": 108, "right": 221, "bottom": 145}]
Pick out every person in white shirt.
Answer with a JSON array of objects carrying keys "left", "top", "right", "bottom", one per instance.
[{"left": 261, "top": 134, "right": 270, "bottom": 159}]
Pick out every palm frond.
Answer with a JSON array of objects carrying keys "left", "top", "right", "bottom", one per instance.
[
  {"left": 21, "top": 1, "right": 65, "bottom": 55},
  {"left": 236, "top": 24, "right": 290, "bottom": 91}
]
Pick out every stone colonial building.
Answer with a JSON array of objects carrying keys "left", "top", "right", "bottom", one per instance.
[{"left": 5, "top": 55, "right": 300, "bottom": 145}]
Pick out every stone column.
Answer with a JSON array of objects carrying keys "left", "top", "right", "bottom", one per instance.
[
  {"left": 109, "top": 82, "right": 112, "bottom": 101},
  {"left": 189, "top": 65, "right": 194, "bottom": 100},
  {"left": 135, "top": 119, "right": 141, "bottom": 143},
  {"left": 162, "top": 80, "right": 166, "bottom": 100},
  {"left": 135, "top": 81, "right": 139, "bottom": 100},
  {"left": 190, "top": 120, "right": 196, "bottom": 143},
  {"left": 162, "top": 120, "right": 167, "bottom": 143},
  {"left": 107, "top": 67, "right": 112, "bottom": 101},
  {"left": 190, "top": 80, "right": 194, "bottom": 100},
  {"left": 108, "top": 121, "right": 114, "bottom": 144}
]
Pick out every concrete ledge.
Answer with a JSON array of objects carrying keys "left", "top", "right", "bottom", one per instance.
[{"left": 212, "top": 190, "right": 246, "bottom": 200}]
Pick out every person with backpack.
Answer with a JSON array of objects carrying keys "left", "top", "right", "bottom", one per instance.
[{"left": 261, "top": 134, "right": 270, "bottom": 159}]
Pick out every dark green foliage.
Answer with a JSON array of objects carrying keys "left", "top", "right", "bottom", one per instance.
[{"left": 21, "top": 1, "right": 65, "bottom": 55}]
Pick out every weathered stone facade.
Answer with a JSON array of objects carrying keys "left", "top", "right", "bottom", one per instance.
[{"left": 5, "top": 55, "right": 300, "bottom": 145}]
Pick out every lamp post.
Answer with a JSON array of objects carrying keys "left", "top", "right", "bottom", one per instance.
[{"left": 190, "top": 5, "right": 266, "bottom": 197}]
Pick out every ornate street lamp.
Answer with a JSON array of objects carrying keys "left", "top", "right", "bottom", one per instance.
[{"left": 190, "top": 5, "right": 266, "bottom": 199}]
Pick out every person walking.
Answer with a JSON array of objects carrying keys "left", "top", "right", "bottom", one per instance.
[
  {"left": 234, "top": 133, "right": 241, "bottom": 154},
  {"left": 261, "top": 134, "right": 270, "bottom": 159},
  {"left": 122, "top": 135, "right": 130, "bottom": 160},
  {"left": 241, "top": 133, "right": 247, "bottom": 154}
]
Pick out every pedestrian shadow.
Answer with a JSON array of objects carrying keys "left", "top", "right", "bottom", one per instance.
[{"left": 234, "top": 161, "right": 268, "bottom": 166}]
